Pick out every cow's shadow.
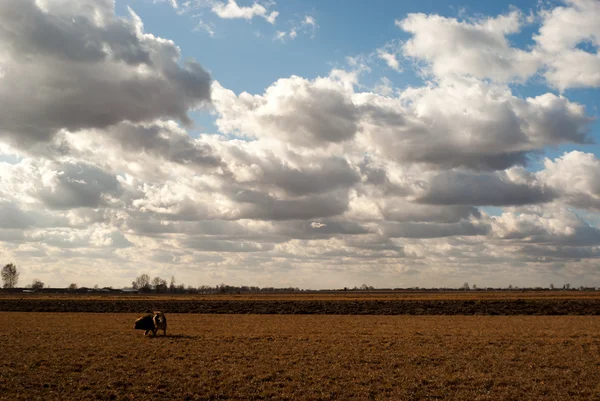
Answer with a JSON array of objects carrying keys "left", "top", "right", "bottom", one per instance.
[{"left": 145, "top": 334, "right": 196, "bottom": 340}]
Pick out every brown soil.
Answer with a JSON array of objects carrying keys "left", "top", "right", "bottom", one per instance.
[
  {"left": 1, "top": 291, "right": 600, "bottom": 314},
  {"left": 2, "top": 313, "right": 600, "bottom": 400}
]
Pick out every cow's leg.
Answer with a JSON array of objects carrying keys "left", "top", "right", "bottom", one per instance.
[{"left": 144, "top": 329, "right": 149, "bottom": 336}]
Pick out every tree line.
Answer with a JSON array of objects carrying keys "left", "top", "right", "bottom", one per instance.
[{"left": 2, "top": 263, "right": 598, "bottom": 292}]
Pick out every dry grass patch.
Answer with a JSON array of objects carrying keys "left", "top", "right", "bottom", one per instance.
[{"left": 1, "top": 313, "right": 600, "bottom": 400}]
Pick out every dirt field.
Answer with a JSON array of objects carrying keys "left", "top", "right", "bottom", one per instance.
[
  {"left": 2, "top": 291, "right": 600, "bottom": 314},
  {"left": 3, "top": 290, "right": 600, "bottom": 300},
  {"left": 2, "top": 313, "right": 600, "bottom": 400}
]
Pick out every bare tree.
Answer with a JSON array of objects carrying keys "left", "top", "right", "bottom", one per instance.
[
  {"left": 132, "top": 274, "right": 151, "bottom": 292},
  {"left": 1, "top": 263, "right": 19, "bottom": 288},
  {"left": 152, "top": 276, "right": 167, "bottom": 293},
  {"left": 169, "top": 276, "right": 176, "bottom": 292},
  {"left": 31, "top": 279, "right": 44, "bottom": 291}
]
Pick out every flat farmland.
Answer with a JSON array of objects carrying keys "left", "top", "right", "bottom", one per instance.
[
  {"left": 2, "top": 291, "right": 600, "bottom": 314},
  {"left": 2, "top": 313, "right": 600, "bottom": 400}
]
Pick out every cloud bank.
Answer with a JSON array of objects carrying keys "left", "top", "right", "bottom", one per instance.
[{"left": 1, "top": 0, "right": 599, "bottom": 289}]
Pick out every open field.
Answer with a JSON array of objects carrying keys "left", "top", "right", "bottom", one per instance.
[
  {"left": 3, "top": 290, "right": 600, "bottom": 300},
  {"left": 1, "top": 292, "right": 600, "bottom": 314},
  {"left": 2, "top": 313, "right": 600, "bottom": 400}
]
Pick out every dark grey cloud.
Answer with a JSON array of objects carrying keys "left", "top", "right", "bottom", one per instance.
[
  {"left": 0, "top": 0, "right": 211, "bottom": 147},
  {"left": 358, "top": 157, "right": 410, "bottom": 196},
  {"left": 233, "top": 189, "right": 350, "bottom": 221},
  {"left": 418, "top": 171, "right": 556, "bottom": 206},
  {"left": 0, "top": 203, "right": 34, "bottom": 229},
  {"left": 106, "top": 122, "right": 222, "bottom": 167},
  {"left": 381, "top": 201, "right": 480, "bottom": 223},
  {"left": 183, "top": 238, "right": 274, "bottom": 252},
  {"left": 0, "top": 229, "right": 26, "bottom": 243},
  {"left": 36, "top": 163, "right": 123, "bottom": 210},
  {"left": 263, "top": 157, "right": 360, "bottom": 196},
  {"left": 360, "top": 100, "right": 533, "bottom": 171},
  {"left": 517, "top": 245, "right": 600, "bottom": 261},
  {"left": 2, "top": 0, "right": 148, "bottom": 65},
  {"left": 383, "top": 220, "right": 489, "bottom": 238},
  {"left": 343, "top": 235, "right": 405, "bottom": 253},
  {"left": 209, "top": 142, "right": 362, "bottom": 198},
  {"left": 272, "top": 219, "right": 369, "bottom": 240}
]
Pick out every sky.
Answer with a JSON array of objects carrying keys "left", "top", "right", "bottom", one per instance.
[{"left": 1, "top": 0, "right": 600, "bottom": 290}]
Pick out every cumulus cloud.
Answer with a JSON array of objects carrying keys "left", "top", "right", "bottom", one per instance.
[
  {"left": 359, "top": 77, "right": 591, "bottom": 170},
  {"left": 0, "top": 203, "right": 35, "bottom": 230},
  {"left": 91, "top": 121, "right": 223, "bottom": 168},
  {"left": 535, "top": 0, "right": 600, "bottom": 90},
  {"left": 211, "top": 0, "right": 278, "bottom": 24},
  {"left": 397, "top": 10, "right": 541, "bottom": 82},
  {"left": 0, "top": 0, "right": 211, "bottom": 148},
  {"left": 2, "top": 0, "right": 600, "bottom": 289},
  {"left": 212, "top": 74, "right": 359, "bottom": 146},
  {"left": 417, "top": 169, "right": 557, "bottom": 206},
  {"left": 537, "top": 151, "right": 600, "bottom": 210},
  {"left": 1, "top": 159, "right": 123, "bottom": 210},
  {"left": 383, "top": 220, "right": 488, "bottom": 239},
  {"left": 396, "top": 0, "right": 600, "bottom": 90},
  {"left": 214, "top": 72, "right": 591, "bottom": 169},
  {"left": 490, "top": 207, "right": 600, "bottom": 248}
]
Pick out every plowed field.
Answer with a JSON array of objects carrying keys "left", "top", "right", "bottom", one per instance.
[
  {"left": 1, "top": 291, "right": 600, "bottom": 315},
  {"left": 2, "top": 313, "right": 600, "bottom": 400}
]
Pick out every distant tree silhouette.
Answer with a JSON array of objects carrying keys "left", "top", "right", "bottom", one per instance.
[
  {"left": 68, "top": 283, "right": 78, "bottom": 291},
  {"left": 152, "top": 276, "right": 167, "bottom": 293},
  {"left": 132, "top": 274, "right": 151, "bottom": 292},
  {"left": 31, "top": 279, "right": 44, "bottom": 291},
  {"left": 1, "top": 263, "right": 19, "bottom": 288}
]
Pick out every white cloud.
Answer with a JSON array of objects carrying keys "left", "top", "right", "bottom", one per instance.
[
  {"left": 377, "top": 50, "right": 401, "bottom": 72},
  {"left": 212, "top": 73, "right": 359, "bottom": 146},
  {"left": 157, "top": 0, "right": 178, "bottom": 8},
  {"left": 358, "top": 77, "right": 590, "bottom": 170},
  {"left": 376, "top": 40, "right": 403, "bottom": 72},
  {"left": 397, "top": 10, "right": 541, "bottom": 82},
  {"left": 275, "top": 15, "right": 319, "bottom": 42},
  {"left": 537, "top": 151, "right": 600, "bottom": 210},
  {"left": 301, "top": 15, "right": 318, "bottom": 38},
  {"left": 396, "top": 1, "right": 600, "bottom": 90},
  {"left": 194, "top": 19, "right": 216, "bottom": 36},
  {"left": 2, "top": 0, "right": 600, "bottom": 289},
  {"left": 274, "top": 30, "right": 286, "bottom": 42},
  {"left": 211, "top": 0, "right": 278, "bottom": 24},
  {"left": 534, "top": 0, "right": 600, "bottom": 90}
]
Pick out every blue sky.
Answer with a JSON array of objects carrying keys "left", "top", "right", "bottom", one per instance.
[
  {"left": 125, "top": 0, "right": 599, "bottom": 163},
  {"left": 1, "top": 0, "right": 600, "bottom": 289}
]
